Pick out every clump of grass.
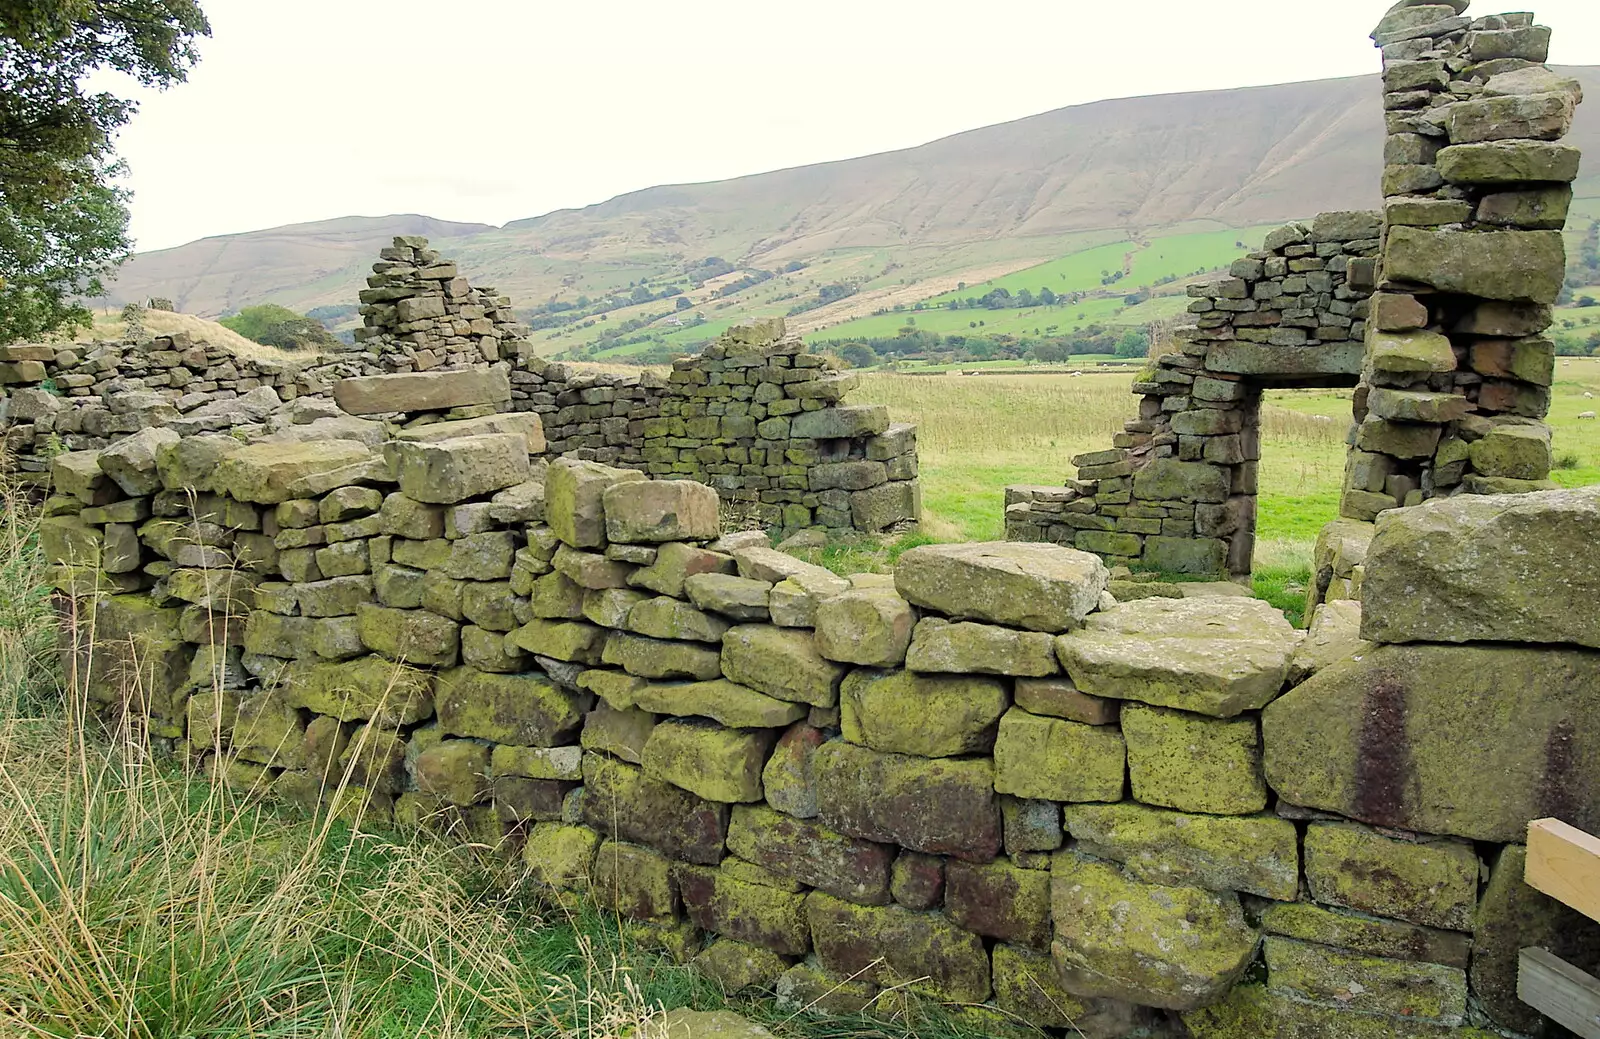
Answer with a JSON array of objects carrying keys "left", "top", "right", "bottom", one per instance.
[{"left": 1554, "top": 451, "right": 1582, "bottom": 471}]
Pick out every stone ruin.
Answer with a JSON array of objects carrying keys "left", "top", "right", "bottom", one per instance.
[
  {"left": 7, "top": 2, "right": 1600, "bottom": 1037},
  {"left": 1007, "top": 5, "right": 1581, "bottom": 591}
]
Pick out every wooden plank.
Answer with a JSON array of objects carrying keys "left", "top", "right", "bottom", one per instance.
[
  {"left": 1527, "top": 818, "right": 1600, "bottom": 924},
  {"left": 1520, "top": 947, "right": 1600, "bottom": 1039}
]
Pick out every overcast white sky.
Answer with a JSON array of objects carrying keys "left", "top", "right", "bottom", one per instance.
[{"left": 110, "top": 0, "right": 1600, "bottom": 252}]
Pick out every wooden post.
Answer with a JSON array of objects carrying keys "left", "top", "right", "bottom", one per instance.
[
  {"left": 1527, "top": 818, "right": 1600, "bottom": 924},
  {"left": 1520, "top": 948, "right": 1600, "bottom": 1039}
]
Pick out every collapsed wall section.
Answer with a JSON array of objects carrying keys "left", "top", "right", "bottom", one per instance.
[
  {"left": 1005, "top": 215, "right": 1380, "bottom": 577},
  {"left": 36, "top": 417, "right": 1600, "bottom": 1037}
]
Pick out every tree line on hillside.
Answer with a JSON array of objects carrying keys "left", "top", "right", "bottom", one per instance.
[
  {"left": 816, "top": 324, "right": 1151, "bottom": 369},
  {"left": 220, "top": 303, "right": 342, "bottom": 350}
]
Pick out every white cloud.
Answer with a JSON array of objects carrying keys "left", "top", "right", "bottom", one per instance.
[{"left": 109, "top": 0, "right": 1600, "bottom": 250}]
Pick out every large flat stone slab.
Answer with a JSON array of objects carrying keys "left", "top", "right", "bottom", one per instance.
[
  {"left": 213, "top": 440, "right": 375, "bottom": 504},
  {"left": 333, "top": 368, "right": 511, "bottom": 415},
  {"left": 1262, "top": 642, "right": 1600, "bottom": 842},
  {"left": 1362, "top": 486, "right": 1600, "bottom": 649},
  {"left": 895, "top": 542, "right": 1107, "bottom": 633},
  {"left": 1055, "top": 597, "right": 1300, "bottom": 717}
]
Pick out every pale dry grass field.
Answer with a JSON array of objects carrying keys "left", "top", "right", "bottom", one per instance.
[{"left": 72, "top": 307, "right": 317, "bottom": 362}]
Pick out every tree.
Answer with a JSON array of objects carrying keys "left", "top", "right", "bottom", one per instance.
[
  {"left": 1, "top": 1, "right": 210, "bottom": 343},
  {"left": 1115, "top": 329, "right": 1151, "bottom": 359},
  {"left": 1038, "top": 286, "right": 1057, "bottom": 306},
  {"left": 838, "top": 342, "right": 877, "bottom": 369},
  {"left": 674, "top": 295, "right": 692, "bottom": 311},
  {"left": 221, "top": 302, "right": 343, "bottom": 351}
]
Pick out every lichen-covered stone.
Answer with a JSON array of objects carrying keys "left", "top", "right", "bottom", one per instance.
[
  {"left": 579, "top": 700, "right": 656, "bottom": 764},
  {"left": 684, "top": 573, "right": 771, "bottom": 622},
  {"left": 591, "top": 840, "right": 677, "bottom": 922},
  {"left": 355, "top": 603, "right": 459, "bottom": 667},
  {"left": 726, "top": 804, "right": 892, "bottom": 905},
  {"left": 1472, "top": 843, "right": 1600, "bottom": 1032},
  {"left": 630, "top": 679, "right": 806, "bottom": 728},
  {"left": 603, "top": 478, "right": 720, "bottom": 543},
  {"left": 759, "top": 722, "right": 825, "bottom": 818},
  {"left": 600, "top": 631, "right": 722, "bottom": 680},
  {"left": 1287, "top": 600, "right": 1370, "bottom": 684},
  {"left": 992, "top": 707, "right": 1124, "bottom": 803},
  {"left": 1001, "top": 796, "right": 1061, "bottom": 855},
  {"left": 1184, "top": 983, "right": 1499, "bottom": 1039},
  {"left": 677, "top": 865, "right": 810, "bottom": 956},
  {"left": 1385, "top": 226, "right": 1566, "bottom": 304},
  {"left": 1012, "top": 677, "right": 1120, "bottom": 725},
  {"left": 631, "top": 542, "right": 736, "bottom": 598},
  {"left": 282, "top": 655, "right": 434, "bottom": 726},
  {"left": 719, "top": 625, "right": 843, "bottom": 707},
  {"left": 894, "top": 542, "right": 1106, "bottom": 633},
  {"left": 1362, "top": 486, "right": 1600, "bottom": 648},
  {"left": 945, "top": 857, "right": 1051, "bottom": 949},
  {"left": 691, "top": 940, "right": 790, "bottom": 994},
  {"left": 393, "top": 433, "right": 529, "bottom": 506},
  {"left": 813, "top": 587, "right": 915, "bottom": 667},
  {"left": 814, "top": 740, "right": 1000, "bottom": 862},
  {"left": 523, "top": 822, "right": 600, "bottom": 889},
  {"left": 904, "top": 617, "right": 1058, "bottom": 676},
  {"left": 581, "top": 754, "right": 728, "bottom": 865},
  {"left": 1260, "top": 902, "right": 1471, "bottom": 970},
  {"left": 98, "top": 426, "right": 180, "bottom": 496},
  {"left": 414, "top": 739, "right": 490, "bottom": 805},
  {"left": 1122, "top": 704, "right": 1267, "bottom": 815},
  {"left": 1303, "top": 822, "right": 1478, "bottom": 931},
  {"left": 840, "top": 668, "right": 1007, "bottom": 757},
  {"left": 991, "top": 943, "right": 1148, "bottom": 1037},
  {"left": 1264, "top": 937, "right": 1466, "bottom": 1024},
  {"left": 805, "top": 891, "right": 990, "bottom": 1003},
  {"left": 628, "top": 596, "right": 729, "bottom": 643},
  {"left": 641, "top": 719, "right": 775, "bottom": 803},
  {"left": 1065, "top": 803, "right": 1297, "bottom": 900},
  {"left": 1051, "top": 852, "right": 1258, "bottom": 1011},
  {"left": 1055, "top": 597, "right": 1299, "bottom": 718},
  {"left": 553, "top": 543, "right": 633, "bottom": 590},
  {"left": 1262, "top": 642, "right": 1600, "bottom": 841},
  {"left": 213, "top": 440, "right": 374, "bottom": 504},
  {"left": 507, "top": 619, "right": 609, "bottom": 665},
  {"left": 546, "top": 457, "right": 647, "bottom": 549},
  {"left": 774, "top": 963, "right": 878, "bottom": 1016},
  {"left": 434, "top": 666, "right": 584, "bottom": 746},
  {"left": 293, "top": 576, "right": 373, "bottom": 618}
]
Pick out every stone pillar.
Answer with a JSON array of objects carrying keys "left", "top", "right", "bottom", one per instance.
[{"left": 1346, "top": 3, "right": 1580, "bottom": 523}]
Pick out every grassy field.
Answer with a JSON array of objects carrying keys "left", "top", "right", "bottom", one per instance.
[{"left": 851, "top": 357, "right": 1600, "bottom": 611}]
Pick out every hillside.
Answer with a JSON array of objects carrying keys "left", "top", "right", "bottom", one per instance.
[{"left": 101, "top": 69, "right": 1600, "bottom": 337}]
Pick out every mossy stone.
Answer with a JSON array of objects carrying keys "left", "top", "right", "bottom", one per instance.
[
  {"left": 413, "top": 739, "right": 490, "bottom": 805},
  {"left": 805, "top": 891, "right": 990, "bottom": 1003},
  {"left": 628, "top": 596, "right": 730, "bottom": 643},
  {"left": 282, "top": 655, "right": 433, "bottom": 726},
  {"left": 813, "top": 587, "right": 915, "bottom": 667},
  {"left": 691, "top": 940, "right": 790, "bottom": 994},
  {"left": 581, "top": 754, "right": 728, "bottom": 865},
  {"left": 641, "top": 719, "right": 775, "bottom": 803},
  {"left": 631, "top": 678, "right": 806, "bottom": 728},
  {"left": 591, "top": 840, "right": 678, "bottom": 922},
  {"left": 435, "top": 666, "right": 584, "bottom": 746},
  {"left": 719, "top": 625, "right": 844, "bottom": 707},
  {"left": 1050, "top": 852, "right": 1258, "bottom": 1011},
  {"left": 904, "top": 617, "right": 1059, "bottom": 676},
  {"left": 993, "top": 707, "right": 1125, "bottom": 803},
  {"left": 894, "top": 542, "right": 1106, "bottom": 632},
  {"left": 601, "top": 631, "right": 722, "bottom": 680},
  {"left": 523, "top": 822, "right": 600, "bottom": 890},
  {"left": 1260, "top": 902, "right": 1470, "bottom": 970},
  {"left": 725, "top": 803, "right": 892, "bottom": 905},
  {"left": 1183, "top": 983, "right": 1502, "bottom": 1039},
  {"left": 945, "top": 857, "right": 1051, "bottom": 949},
  {"left": 1065, "top": 803, "right": 1297, "bottom": 900},
  {"left": 1122, "top": 704, "right": 1266, "bottom": 815},
  {"left": 1264, "top": 937, "right": 1466, "bottom": 1024},
  {"left": 507, "top": 618, "right": 608, "bottom": 665},
  {"left": 355, "top": 603, "right": 459, "bottom": 667},
  {"left": 840, "top": 668, "right": 1007, "bottom": 758},
  {"left": 676, "top": 864, "right": 810, "bottom": 956},
  {"left": 1303, "top": 822, "right": 1478, "bottom": 931},
  {"left": 814, "top": 740, "right": 1000, "bottom": 861},
  {"left": 579, "top": 700, "right": 657, "bottom": 764},
  {"left": 991, "top": 943, "right": 1147, "bottom": 1035}
]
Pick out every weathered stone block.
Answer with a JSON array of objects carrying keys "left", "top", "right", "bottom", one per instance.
[
  {"left": 677, "top": 865, "right": 810, "bottom": 955},
  {"left": 1264, "top": 642, "right": 1600, "bottom": 842},
  {"left": 603, "top": 479, "right": 720, "bottom": 543},
  {"left": 1065, "top": 802, "right": 1297, "bottom": 900},
  {"left": 333, "top": 368, "right": 511, "bottom": 415},
  {"left": 591, "top": 840, "right": 677, "bottom": 922},
  {"left": 523, "top": 822, "right": 600, "bottom": 889},
  {"left": 1051, "top": 853, "right": 1258, "bottom": 1011},
  {"left": 895, "top": 542, "right": 1105, "bottom": 633},
  {"left": 720, "top": 625, "right": 842, "bottom": 706},
  {"left": 435, "top": 666, "right": 584, "bottom": 746},
  {"left": 805, "top": 891, "right": 990, "bottom": 1002},
  {"left": 1265, "top": 938, "right": 1465, "bottom": 1024},
  {"left": 993, "top": 707, "right": 1124, "bottom": 803},
  {"left": 1260, "top": 902, "right": 1470, "bottom": 969},
  {"left": 581, "top": 754, "right": 728, "bottom": 865},
  {"left": 841, "top": 667, "right": 1007, "bottom": 758},
  {"left": 814, "top": 740, "right": 1000, "bottom": 861},
  {"left": 1055, "top": 597, "right": 1299, "bottom": 717},
  {"left": 393, "top": 433, "right": 530, "bottom": 505},
  {"left": 760, "top": 722, "right": 825, "bottom": 818},
  {"left": 684, "top": 574, "right": 771, "bottom": 622},
  {"left": 213, "top": 441, "right": 374, "bottom": 504},
  {"left": 813, "top": 587, "right": 914, "bottom": 667},
  {"left": 992, "top": 943, "right": 1146, "bottom": 1037},
  {"left": 1122, "top": 704, "right": 1266, "bottom": 815},
  {"left": 546, "top": 457, "right": 648, "bottom": 549},
  {"left": 945, "top": 857, "right": 1051, "bottom": 949},
  {"left": 1384, "top": 226, "right": 1566, "bottom": 304},
  {"left": 905, "top": 617, "right": 1058, "bottom": 676},
  {"left": 641, "top": 719, "right": 775, "bottom": 803},
  {"left": 1304, "top": 822, "right": 1478, "bottom": 931},
  {"left": 726, "top": 804, "right": 892, "bottom": 905},
  {"left": 283, "top": 655, "right": 434, "bottom": 726}
]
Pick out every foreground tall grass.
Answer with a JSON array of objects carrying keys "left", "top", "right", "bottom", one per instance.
[{"left": 0, "top": 484, "right": 1000, "bottom": 1038}]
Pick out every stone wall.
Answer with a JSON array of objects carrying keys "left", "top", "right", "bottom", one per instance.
[
  {"left": 1004, "top": 213, "right": 1380, "bottom": 577},
  {"left": 35, "top": 418, "right": 1600, "bottom": 1037}
]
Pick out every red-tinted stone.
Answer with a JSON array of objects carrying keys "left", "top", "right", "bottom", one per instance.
[
  {"left": 813, "top": 740, "right": 1001, "bottom": 862},
  {"left": 677, "top": 865, "right": 811, "bottom": 956},
  {"left": 805, "top": 891, "right": 990, "bottom": 1002},
  {"left": 945, "top": 857, "right": 1052, "bottom": 949},
  {"left": 581, "top": 754, "right": 728, "bottom": 865},
  {"left": 726, "top": 804, "right": 893, "bottom": 905}
]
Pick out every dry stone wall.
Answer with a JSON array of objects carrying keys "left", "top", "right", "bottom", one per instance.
[
  {"left": 35, "top": 416, "right": 1600, "bottom": 1037},
  {"left": 1005, "top": 214, "right": 1380, "bottom": 577}
]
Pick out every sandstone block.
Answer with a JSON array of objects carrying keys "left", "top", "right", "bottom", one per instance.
[
  {"left": 992, "top": 943, "right": 1146, "bottom": 1037},
  {"left": 1055, "top": 597, "right": 1299, "bottom": 717},
  {"left": 684, "top": 573, "right": 770, "bottom": 621},
  {"left": 1362, "top": 487, "right": 1599, "bottom": 648},
  {"left": 507, "top": 618, "right": 608, "bottom": 664},
  {"left": 1013, "top": 677, "right": 1119, "bottom": 724},
  {"left": 1123, "top": 704, "right": 1267, "bottom": 815},
  {"left": 1303, "top": 822, "right": 1478, "bottom": 931},
  {"left": 814, "top": 740, "right": 1000, "bottom": 861},
  {"left": 628, "top": 596, "right": 728, "bottom": 643},
  {"left": 726, "top": 804, "right": 892, "bottom": 905},
  {"left": 641, "top": 719, "right": 775, "bottom": 803},
  {"left": 805, "top": 891, "right": 990, "bottom": 1002},
  {"left": 629, "top": 678, "right": 805, "bottom": 729},
  {"left": 1265, "top": 937, "right": 1465, "bottom": 1024},
  {"left": 355, "top": 603, "right": 459, "bottom": 667},
  {"left": 1437, "top": 140, "right": 1581, "bottom": 184},
  {"left": 760, "top": 722, "right": 825, "bottom": 819},
  {"left": 601, "top": 632, "right": 722, "bottom": 680},
  {"left": 1261, "top": 901, "right": 1470, "bottom": 970},
  {"left": 851, "top": 479, "right": 920, "bottom": 531},
  {"left": 282, "top": 655, "right": 434, "bottom": 726},
  {"left": 840, "top": 668, "right": 1007, "bottom": 757},
  {"left": 1384, "top": 226, "right": 1566, "bottom": 304},
  {"left": 720, "top": 625, "right": 843, "bottom": 706},
  {"left": 582, "top": 754, "right": 728, "bottom": 865},
  {"left": 789, "top": 405, "right": 888, "bottom": 439},
  {"left": 546, "top": 457, "right": 648, "bottom": 549},
  {"left": 435, "top": 666, "right": 584, "bottom": 746},
  {"left": 945, "top": 857, "right": 1051, "bottom": 949},
  {"left": 591, "top": 840, "right": 678, "bottom": 922},
  {"left": 98, "top": 427, "right": 180, "bottom": 496},
  {"left": 904, "top": 617, "right": 1059, "bottom": 676},
  {"left": 393, "top": 433, "right": 529, "bottom": 505},
  {"left": 523, "top": 822, "right": 600, "bottom": 890},
  {"left": 333, "top": 368, "right": 511, "bottom": 415},
  {"left": 895, "top": 542, "right": 1105, "bottom": 633},
  {"left": 1065, "top": 803, "right": 1297, "bottom": 900},
  {"left": 993, "top": 707, "right": 1125, "bottom": 802},
  {"left": 1051, "top": 853, "right": 1258, "bottom": 1011},
  {"left": 213, "top": 441, "right": 374, "bottom": 504},
  {"left": 414, "top": 739, "right": 490, "bottom": 805},
  {"left": 632, "top": 542, "right": 736, "bottom": 598},
  {"left": 603, "top": 478, "right": 720, "bottom": 543},
  {"left": 813, "top": 587, "right": 914, "bottom": 667},
  {"left": 579, "top": 700, "right": 656, "bottom": 764}
]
